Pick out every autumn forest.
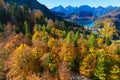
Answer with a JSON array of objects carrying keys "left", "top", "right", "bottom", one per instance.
[{"left": 0, "top": 0, "right": 120, "bottom": 80}]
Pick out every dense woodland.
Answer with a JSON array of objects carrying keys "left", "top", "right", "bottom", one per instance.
[{"left": 0, "top": 0, "right": 120, "bottom": 80}]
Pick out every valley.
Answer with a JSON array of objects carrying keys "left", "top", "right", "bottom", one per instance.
[
  {"left": 0, "top": 0, "right": 120, "bottom": 80},
  {"left": 51, "top": 5, "right": 120, "bottom": 28}
]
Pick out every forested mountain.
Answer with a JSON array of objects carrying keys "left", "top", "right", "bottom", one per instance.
[
  {"left": 0, "top": 0, "right": 120, "bottom": 80},
  {"left": 94, "top": 7, "right": 120, "bottom": 32},
  {"left": 92, "top": 7, "right": 120, "bottom": 40},
  {"left": 4, "top": 0, "right": 62, "bottom": 20},
  {"left": 1, "top": 0, "right": 80, "bottom": 33}
]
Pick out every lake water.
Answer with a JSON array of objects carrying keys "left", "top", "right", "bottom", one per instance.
[{"left": 78, "top": 21, "right": 95, "bottom": 28}]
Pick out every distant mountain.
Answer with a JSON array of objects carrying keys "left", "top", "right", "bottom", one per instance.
[
  {"left": 77, "top": 5, "right": 94, "bottom": 14},
  {"left": 51, "top": 5, "right": 119, "bottom": 17},
  {"left": 100, "top": 7, "right": 120, "bottom": 20},
  {"left": 94, "top": 6, "right": 118, "bottom": 16},
  {"left": 65, "top": 6, "right": 78, "bottom": 14},
  {"left": 4, "top": 0, "right": 62, "bottom": 20},
  {"left": 105, "top": 6, "right": 116, "bottom": 12},
  {"left": 94, "top": 6, "right": 105, "bottom": 16},
  {"left": 51, "top": 5, "right": 78, "bottom": 14},
  {"left": 51, "top": 5, "right": 67, "bottom": 13}
]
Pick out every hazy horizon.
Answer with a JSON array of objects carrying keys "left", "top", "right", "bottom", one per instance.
[
  {"left": 49, "top": 5, "right": 119, "bottom": 9},
  {"left": 38, "top": 0, "right": 120, "bottom": 9}
]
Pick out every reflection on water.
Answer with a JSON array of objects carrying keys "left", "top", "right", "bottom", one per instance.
[{"left": 78, "top": 21, "right": 95, "bottom": 28}]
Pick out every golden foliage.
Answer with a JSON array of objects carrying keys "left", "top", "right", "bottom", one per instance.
[
  {"left": 47, "top": 37, "right": 56, "bottom": 48},
  {"left": 32, "top": 40, "right": 48, "bottom": 59},
  {"left": 2, "top": 19, "right": 120, "bottom": 80},
  {"left": 105, "top": 43, "right": 118, "bottom": 54},
  {"left": 100, "top": 19, "right": 118, "bottom": 38},
  {"left": 26, "top": 74, "right": 41, "bottom": 80},
  {"left": 109, "top": 65, "right": 120, "bottom": 80},
  {"left": 80, "top": 54, "right": 97, "bottom": 77},
  {"left": 32, "top": 31, "right": 49, "bottom": 43},
  {"left": 5, "top": 33, "right": 31, "bottom": 51},
  {"left": 32, "top": 10, "right": 43, "bottom": 19},
  {"left": 97, "top": 37, "right": 104, "bottom": 47},
  {"left": 77, "top": 40, "right": 88, "bottom": 59},
  {"left": 59, "top": 42, "right": 77, "bottom": 67},
  {"left": 6, "top": 44, "right": 41, "bottom": 80}
]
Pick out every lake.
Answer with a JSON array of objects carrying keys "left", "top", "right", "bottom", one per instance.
[{"left": 78, "top": 20, "right": 95, "bottom": 28}]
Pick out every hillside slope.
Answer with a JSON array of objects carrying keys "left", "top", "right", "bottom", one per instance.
[{"left": 4, "top": 0, "right": 62, "bottom": 20}]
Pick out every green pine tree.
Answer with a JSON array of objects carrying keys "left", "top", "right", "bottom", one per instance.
[
  {"left": 87, "top": 33, "right": 97, "bottom": 48},
  {"left": 105, "top": 37, "right": 112, "bottom": 46},
  {"left": 74, "top": 31, "right": 80, "bottom": 42},
  {"left": 24, "top": 21, "right": 30, "bottom": 38},
  {"left": 65, "top": 32, "right": 73, "bottom": 43}
]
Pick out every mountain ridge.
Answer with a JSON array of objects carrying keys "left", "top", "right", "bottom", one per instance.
[
  {"left": 4, "top": 0, "right": 62, "bottom": 20},
  {"left": 51, "top": 5, "right": 119, "bottom": 16}
]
